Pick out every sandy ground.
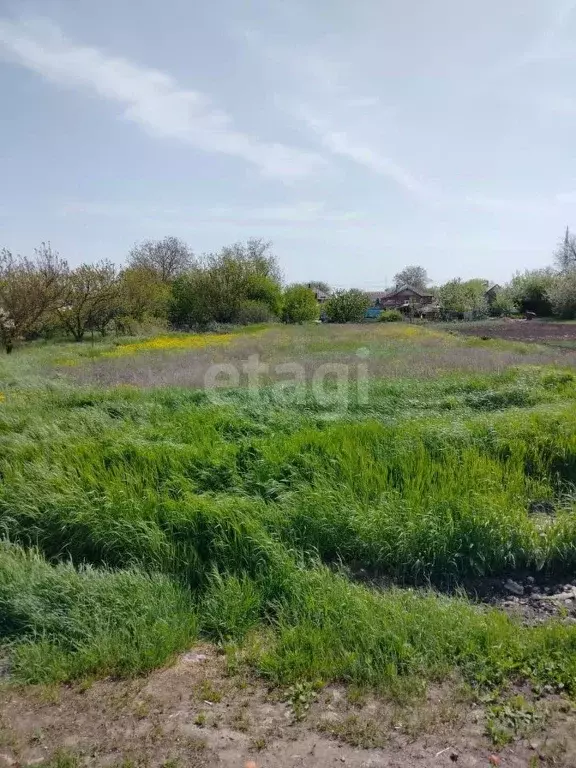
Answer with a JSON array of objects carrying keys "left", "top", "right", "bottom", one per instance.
[{"left": 1, "top": 645, "right": 575, "bottom": 767}]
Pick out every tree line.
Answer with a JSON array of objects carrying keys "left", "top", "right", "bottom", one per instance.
[{"left": 2, "top": 228, "right": 576, "bottom": 353}]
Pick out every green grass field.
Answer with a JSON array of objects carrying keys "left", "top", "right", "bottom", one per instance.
[{"left": 2, "top": 324, "right": 576, "bottom": 697}]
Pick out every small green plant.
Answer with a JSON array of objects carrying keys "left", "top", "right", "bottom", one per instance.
[
  {"left": 194, "top": 711, "right": 207, "bottom": 727},
  {"left": 346, "top": 684, "right": 368, "bottom": 707},
  {"left": 318, "top": 715, "right": 387, "bottom": 748},
  {"left": 39, "top": 750, "right": 80, "bottom": 768},
  {"left": 251, "top": 736, "right": 267, "bottom": 751},
  {"left": 231, "top": 709, "right": 251, "bottom": 732},
  {"left": 379, "top": 309, "right": 403, "bottom": 322},
  {"left": 283, "top": 681, "right": 318, "bottom": 721},
  {"left": 197, "top": 679, "right": 223, "bottom": 703},
  {"left": 486, "top": 695, "right": 544, "bottom": 747}
]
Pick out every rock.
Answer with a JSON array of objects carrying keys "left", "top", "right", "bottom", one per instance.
[
  {"left": 504, "top": 579, "right": 524, "bottom": 596},
  {"left": 526, "top": 576, "right": 535, "bottom": 585},
  {"left": 540, "top": 591, "right": 575, "bottom": 602}
]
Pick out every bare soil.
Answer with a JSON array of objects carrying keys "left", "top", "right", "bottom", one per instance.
[
  {"left": 455, "top": 320, "right": 576, "bottom": 345},
  {"left": 1, "top": 646, "right": 576, "bottom": 767}
]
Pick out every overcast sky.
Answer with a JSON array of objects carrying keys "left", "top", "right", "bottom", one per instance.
[{"left": 1, "top": 0, "right": 575, "bottom": 287}]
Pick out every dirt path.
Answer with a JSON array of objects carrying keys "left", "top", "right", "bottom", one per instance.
[{"left": 1, "top": 646, "right": 575, "bottom": 767}]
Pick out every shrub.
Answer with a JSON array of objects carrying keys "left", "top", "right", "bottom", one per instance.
[
  {"left": 489, "top": 291, "right": 516, "bottom": 317},
  {"left": 508, "top": 269, "right": 555, "bottom": 316},
  {"left": 324, "top": 289, "right": 370, "bottom": 323},
  {"left": 236, "top": 300, "right": 274, "bottom": 325},
  {"left": 378, "top": 309, "right": 403, "bottom": 322},
  {"left": 169, "top": 240, "right": 283, "bottom": 327},
  {"left": 547, "top": 272, "right": 576, "bottom": 319},
  {"left": 281, "top": 285, "right": 319, "bottom": 324}
]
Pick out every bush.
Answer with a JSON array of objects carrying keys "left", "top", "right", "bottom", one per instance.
[
  {"left": 169, "top": 240, "right": 283, "bottom": 327},
  {"left": 236, "top": 300, "right": 274, "bottom": 325},
  {"left": 324, "top": 289, "right": 370, "bottom": 323},
  {"left": 489, "top": 291, "right": 516, "bottom": 317},
  {"left": 281, "top": 285, "right": 319, "bottom": 324},
  {"left": 508, "top": 269, "right": 555, "bottom": 316},
  {"left": 379, "top": 309, "right": 403, "bottom": 322},
  {"left": 547, "top": 272, "right": 576, "bottom": 319}
]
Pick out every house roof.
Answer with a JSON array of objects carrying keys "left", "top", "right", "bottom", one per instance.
[
  {"left": 386, "top": 284, "right": 434, "bottom": 298},
  {"left": 366, "top": 291, "right": 389, "bottom": 302}
]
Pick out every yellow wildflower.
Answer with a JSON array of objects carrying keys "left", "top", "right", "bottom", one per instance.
[{"left": 105, "top": 333, "right": 234, "bottom": 358}]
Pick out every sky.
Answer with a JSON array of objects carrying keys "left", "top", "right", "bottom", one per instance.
[{"left": 1, "top": 0, "right": 576, "bottom": 288}]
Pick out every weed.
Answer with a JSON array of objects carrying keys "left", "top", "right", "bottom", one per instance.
[
  {"left": 346, "top": 685, "right": 368, "bottom": 708},
  {"left": 39, "top": 750, "right": 80, "bottom": 768},
  {"left": 194, "top": 711, "right": 206, "bottom": 727},
  {"left": 197, "top": 679, "right": 223, "bottom": 703},
  {"left": 231, "top": 709, "right": 251, "bottom": 732},
  {"left": 283, "top": 681, "right": 318, "bottom": 721},
  {"left": 317, "top": 715, "right": 387, "bottom": 748},
  {"left": 251, "top": 736, "right": 267, "bottom": 751},
  {"left": 486, "top": 695, "right": 545, "bottom": 747}
]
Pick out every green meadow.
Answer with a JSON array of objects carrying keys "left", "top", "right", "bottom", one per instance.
[{"left": 2, "top": 323, "right": 576, "bottom": 695}]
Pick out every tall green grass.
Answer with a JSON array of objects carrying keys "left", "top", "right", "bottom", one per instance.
[
  {"left": 1, "top": 372, "right": 576, "bottom": 582},
  {"left": 1, "top": 362, "right": 576, "bottom": 687},
  {"left": 0, "top": 542, "right": 198, "bottom": 683}
]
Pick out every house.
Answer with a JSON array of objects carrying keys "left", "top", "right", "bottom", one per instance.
[
  {"left": 308, "top": 285, "right": 329, "bottom": 303},
  {"left": 368, "top": 285, "right": 435, "bottom": 311},
  {"left": 484, "top": 284, "right": 501, "bottom": 306}
]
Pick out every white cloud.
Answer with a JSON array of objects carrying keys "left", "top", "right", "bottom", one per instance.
[
  {"left": 464, "top": 196, "right": 548, "bottom": 215},
  {"left": 301, "top": 112, "right": 436, "bottom": 200},
  {"left": 0, "top": 17, "right": 326, "bottom": 179},
  {"left": 61, "top": 200, "right": 363, "bottom": 226}
]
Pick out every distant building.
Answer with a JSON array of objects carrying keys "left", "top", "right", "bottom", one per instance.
[
  {"left": 308, "top": 284, "right": 330, "bottom": 303},
  {"left": 484, "top": 284, "right": 501, "bottom": 305},
  {"left": 368, "top": 284, "right": 435, "bottom": 310}
]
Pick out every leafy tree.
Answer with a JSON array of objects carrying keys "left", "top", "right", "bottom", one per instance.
[
  {"left": 508, "top": 269, "right": 555, "bottom": 316},
  {"left": 281, "top": 285, "right": 319, "bottom": 324},
  {"left": 438, "top": 278, "right": 488, "bottom": 315},
  {"left": 554, "top": 227, "right": 576, "bottom": 273},
  {"left": 217, "top": 239, "right": 282, "bottom": 284},
  {"left": 324, "top": 289, "right": 370, "bottom": 323},
  {"left": 169, "top": 240, "right": 283, "bottom": 327},
  {"left": 394, "top": 265, "right": 430, "bottom": 291},
  {"left": 307, "top": 281, "right": 331, "bottom": 294},
  {"left": 118, "top": 266, "right": 170, "bottom": 323},
  {"left": 547, "top": 272, "right": 576, "bottom": 319},
  {"left": 0, "top": 243, "right": 68, "bottom": 353},
  {"left": 57, "top": 262, "right": 122, "bottom": 341},
  {"left": 489, "top": 290, "right": 516, "bottom": 317},
  {"left": 169, "top": 270, "right": 215, "bottom": 328},
  {"left": 128, "top": 237, "right": 195, "bottom": 283}
]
